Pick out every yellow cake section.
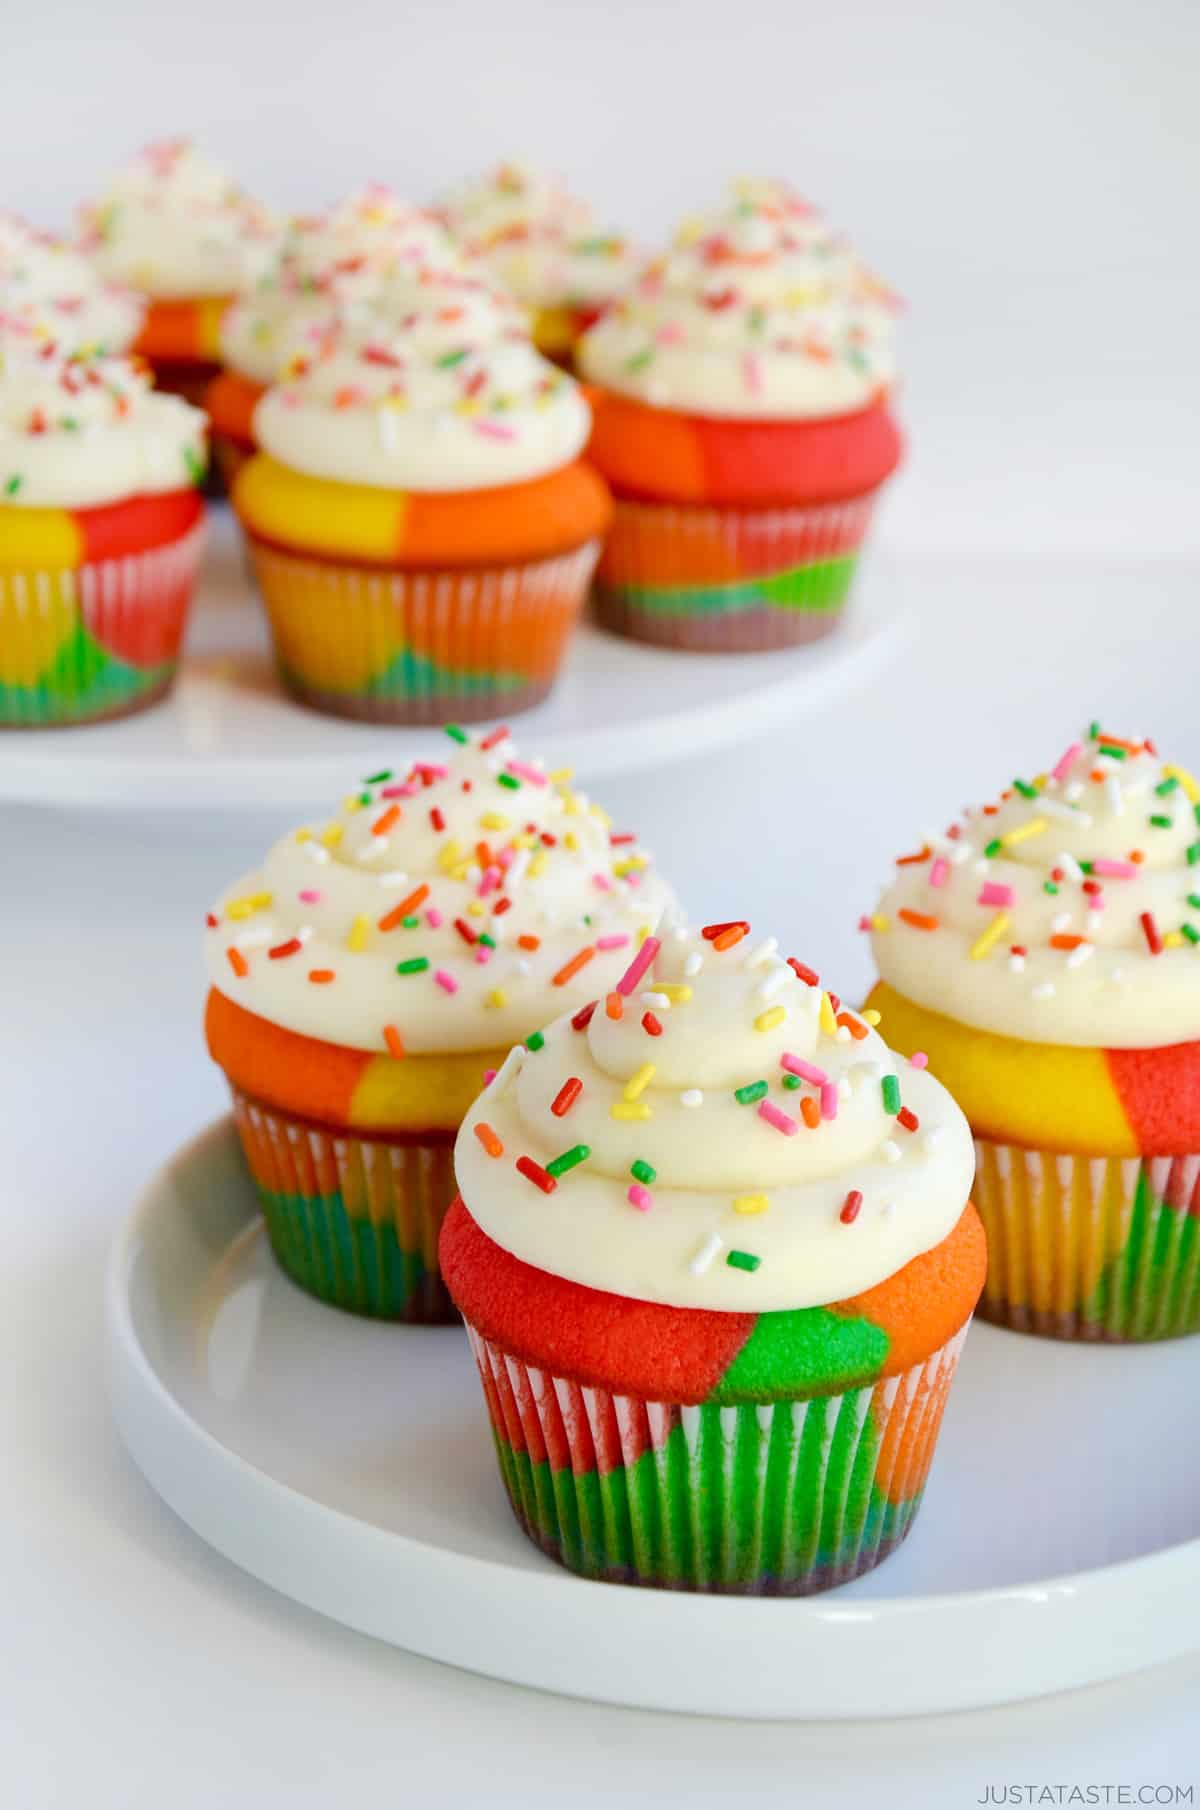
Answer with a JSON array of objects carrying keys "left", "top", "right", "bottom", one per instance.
[
  {"left": 233, "top": 455, "right": 403, "bottom": 563},
  {"left": 351, "top": 1046, "right": 511, "bottom": 1131},
  {"left": 0, "top": 506, "right": 84, "bottom": 570}
]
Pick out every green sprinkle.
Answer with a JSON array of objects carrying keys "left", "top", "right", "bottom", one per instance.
[
  {"left": 726, "top": 1250, "right": 761, "bottom": 1274},
  {"left": 402, "top": 915, "right": 419, "bottom": 929},
  {"left": 1183, "top": 924, "right": 1200, "bottom": 946},
  {"left": 1150, "top": 814, "right": 1173, "bottom": 829},
  {"left": 625, "top": 347, "right": 655, "bottom": 373},
  {"left": 1098, "top": 743, "right": 1126, "bottom": 761},
  {"left": 1194, "top": 803, "right": 1200, "bottom": 827},
  {"left": 781, "top": 1073, "right": 802, "bottom": 1091},
  {"left": 1188, "top": 843, "right": 1200, "bottom": 868},
  {"left": 478, "top": 933, "right": 497, "bottom": 949},
  {"left": 525, "top": 1030, "right": 545, "bottom": 1052},
  {"left": 183, "top": 445, "right": 207, "bottom": 485},
  {"left": 984, "top": 838, "right": 1002, "bottom": 858},
  {"left": 436, "top": 348, "right": 469, "bottom": 369},
  {"left": 1156, "top": 777, "right": 1180, "bottom": 797},
  {"left": 1088, "top": 720, "right": 1101, "bottom": 739},
  {"left": 4, "top": 474, "right": 22, "bottom": 496},
  {"left": 444, "top": 724, "right": 468, "bottom": 744},
  {"left": 357, "top": 791, "right": 374, "bottom": 806},
  {"left": 364, "top": 769, "right": 393, "bottom": 785},
  {"left": 497, "top": 772, "right": 520, "bottom": 790},
  {"left": 1013, "top": 779, "right": 1037, "bottom": 799},
  {"left": 734, "top": 1080, "right": 769, "bottom": 1106},
  {"left": 546, "top": 1144, "right": 591, "bottom": 1178},
  {"left": 1187, "top": 894, "right": 1200, "bottom": 911},
  {"left": 1079, "top": 861, "right": 1095, "bottom": 874},
  {"left": 395, "top": 957, "right": 429, "bottom": 975},
  {"left": 881, "top": 1074, "right": 902, "bottom": 1114},
  {"left": 631, "top": 1159, "right": 657, "bottom": 1185},
  {"left": 1043, "top": 881, "right": 1060, "bottom": 895}
]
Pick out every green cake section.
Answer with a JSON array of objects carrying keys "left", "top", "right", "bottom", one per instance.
[
  {"left": 607, "top": 552, "right": 858, "bottom": 620},
  {"left": 708, "top": 1306, "right": 889, "bottom": 1405},
  {"left": 255, "top": 1184, "right": 454, "bottom": 1322},
  {"left": 282, "top": 647, "right": 535, "bottom": 707},
  {"left": 1083, "top": 1168, "right": 1200, "bottom": 1340},
  {"left": 0, "top": 624, "right": 173, "bottom": 726}
]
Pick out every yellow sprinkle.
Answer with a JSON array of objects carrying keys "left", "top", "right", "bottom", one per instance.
[
  {"left": 869, "top": 913, "right": 890, "bottom": 932},
  {"left": 1165, "top": 764, "right": 1199, "bottom": 804},
  {"left": 623, "top": 1062, "right": 657, "bottom": 1102},
  {"left": 320, "top": 822, "right": 344, "bottom": 849},
  {"left": 449, "top": 864, "right": 472, "bottom": 884},
  {"left": 486, "top": 987, "right": 507, "bottom": 1008},
  {"left": 346, "top": 914, "right": 370, "bottom": 953},
  {"left": 560, "top": 793, "right": 582, "bottom": 816},
  {"left": 512, "top": 832, "right": 536, "bottom": 850},
  {"left": 613, "top": 856, "right": 647, "bottom": 877},
  {"left": 479, "top": 813, "right": 510, "bottom": 831},
  {"left": 454, "top": 398, "right": 483, "bottom": 417},
  {"left": 862, "top": 1008, "right": 882, "bottom": 1026},
  {"left": 657, "top": 983, "right": 692, "bottom": 1003},
  {"left": 970, "top": 911, "right": 1010, "bottom": 961},
  {"left": 437, "top": 839, "right": 463, "bottom": 871},
  {"left": 754, "top": 1006, "right": 786, "bottom": 1033},
  {"left": 342, "top": 794, "right": 364, "bottom": 813},
  {"left": 733, "top": 1194, "right": 769, "bottom": 1216},
  {"left": 1033, "top": 773, "right": 1048, "bottom": 790},
  {"left": 819, "top": 992, "right": 838, "bottom": 1037},
  {"left": 637, "top": 924, "right": 651, "bottom": 944},
  {"left": 564, "top": 831, "right": 580, "bottom": 852},
  {"left": 466, "top": 900, "right": 485, "bottom": 918},
  {"left": 528, "top": 851, "right": 548, "bottom": 879},
  {"left": 1000, "top": 816, "right": 1047, "bottom": 848},
  {"left": 549, "top": 767, "right": 574, "bottom": 784},
  {"left": 611, "top": 1101, "right": 652, "bottom": 1121},
  {"left": 294, "top": 828, "right": 312, "bottom": 844},
  {"left": 1164, "top": 931, "right": 1185, "bottom": 949},
  {"left": 226, "top": 890, "right": 272, "bottom": 920},
  {"left": 590, "top": 805, "right": 611, "bottom": 828}
]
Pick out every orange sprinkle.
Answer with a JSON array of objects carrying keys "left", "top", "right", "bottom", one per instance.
[
  {"left": 895, "top": 845, "right": 931, "bottom": 866},
  {"left": 799, "top": 1096, "right": 821, "bottom": 1129},
  {"left": 713, "top": 924, "right": 749, "bottom": 952},
  {"left": 836, "top": 1012, "right": 869, "bottom": 1040},
  {"left": 474, "top": 1122, "right": 504, "bottom": 1159},
  {"left": 605, "top": 991, "right": 624, "bottom": 1021},
  {"left": 1098, "top": 735, "right": 1143, "bottom": 754},
  {"left": 553, "top": 945, "right": 596, "bottom": 987},
  {"left": 226, "top": 947, "right": 248, "bottom": 978},
  {"left": 308, "top": 968, "right": 336, "bottom": 984},
  {"left": 1049, "top": 933, "right": 1086, "bottom": 951},
  {"left": 383, "top": 1024, "right": 406, "bottom": 1060},
  {"left": 1089, "top": 769, "right": 1105, "bottom": 783},
  {"left": 1130, "top": 850, "right": 1145, "bottom": 864},
  {"left": 982, "top": 805, "right": 999, "bottom": 816},
  {"left": 378, "top": 883, "right": 430, "bottom": 931},
  {"left": 476, "top": 841, "right": 492, "bottom": 869},
  {"left": 898, "top": 908, "right": 940, "bottom": 931},
  {"left": 517, "top": 934, "right": 541, "bottom": 951},
  {"left": 372, "top": 803, "right": 401, "bottom": 836}
]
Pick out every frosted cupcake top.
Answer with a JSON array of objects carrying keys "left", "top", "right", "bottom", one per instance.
[
  {"left": 219, "top": 186, "right": 460, "bottom": 385},
  {"left": 78, "top": 139, "right": 277, "bottom": 300},
  {"left": 578, "top": 177, "right": 898, "bottom": 419},
  {"left": 871, "top": 726, "right": 1200, "bottom": 1049},
  {"left": 438, "top": 160, "right": 638, "bottom": 313},
  {"left": 253, "top": 296, "right": 590, "bottom": 491},
  {"left": 455, "top": 921, "right": 973, "bottom": 1311},
  {"left": 0, "top": 214, "right": 144, "bottom": 355},
  {"left": 205, "top": 726, "right": 673, "bottom": 1056},
  {"left": 0, "top": 334, "right": 207, "bottom": 506}
]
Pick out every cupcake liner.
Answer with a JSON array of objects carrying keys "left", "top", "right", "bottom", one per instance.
[
  {"left": 231, "top": 1089, "right": 458, "bottom": 1322},
  {"left": 592, "top": 492, "right": 878, "bottom": 652},
  {"left": 245, "top": 535, "right": 599, "bottom": 725},
  {"left": 0, "top": 520, "right": 205, "bottom": 728},
  {"left": 973, "top": 1136, "right": 1200, "bottom": 1342},
  {"left": 464, "top": 1321, "right": 968, "bottom": 1593}
]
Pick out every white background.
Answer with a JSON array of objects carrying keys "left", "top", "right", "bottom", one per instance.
[{"left": 4, "top": 0, "right": 1200, "bottom": 1803}]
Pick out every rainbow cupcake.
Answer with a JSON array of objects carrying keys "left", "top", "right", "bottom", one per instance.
[
  {"left": 578, "top": 179, "right": 902, "bottom": 652},
  {"left": 231, "top": 292, "right": 609, "bottom": 723},
  {"left": 0, "top": 322, "right": 207, "bottom": 727},
  {"left": 866, "top": 724, "right": 1200, "bottom": 1341},
  {"left": 442, "top": 922, "right": 984, "bottom": 1593},
  {"left": 204, "top": 724, "right": 673, "bottom": 1319}
]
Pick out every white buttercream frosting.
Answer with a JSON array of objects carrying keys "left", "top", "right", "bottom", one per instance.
[
  {"left": 78, "top": 139, "right": 277, "bottom": 300},
  {"left": 205, "top": 730, "right": 673, "bottom": 1055},
  {"left": 456, "top": 923, "right": 973, "bottom": 1310},
  {"left": 578, "top": 177, "right": 899, "bottom": 418},
  {"left": 0, "top": 214, "right": 143, "bottom": 355},
  {"left": 871, "top": 727, "right": 1200, "bottom": 1048},
  {"left": 0, "top": 335, "right": 207, "bottom": 506}
]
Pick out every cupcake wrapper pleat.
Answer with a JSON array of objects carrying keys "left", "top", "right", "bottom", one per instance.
[
  {"left": 246, "top": 535, "right": 598, "bottom": 724},
  {"left": 231, "top": 1090, "right": 458, "bottom": 1322},
  {"left": 973, "top": 1136, "right": 1200, "bottom": 1341},
  {"left": 464, "top": 1321, "right": 968, "bottom": 1594}
]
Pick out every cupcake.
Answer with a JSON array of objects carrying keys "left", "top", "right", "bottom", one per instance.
[
  {"left": 0, "top": 212, "right": 144, "bottom": 355},
  {"left": 442, "top": 922, "right": 984, "bottom": 1593},
  {"left": 437, "top": 161, "right": 639, "bottom": 367},
  {"left": 206, "top": 185, "right": 457, "bottom": 488},
  {"left": 0, "top": 323, "right": 207, "bottom": 727},
  {"left": 204, "top": 724, "right": 673, "bottom": 1319},
  {"left": 577, "top": 178, "right": 902, "bottom": 652},
  {"left": 77, "top": 139, "right": 276, "bottom": 408},
  {"left": 231, "top": 295, "right": 610, "bottom": 724},
  {"left": 866, "top": 724, "right": 1200, "bottom": 1342}
]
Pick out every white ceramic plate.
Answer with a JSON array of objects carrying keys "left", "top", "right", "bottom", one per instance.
[
  {"left": 1, "top": 512, "right": 903, "bottom": 810},
  {"left": 107, "top": 1117, "right": 1200, "bottom": 1720}
]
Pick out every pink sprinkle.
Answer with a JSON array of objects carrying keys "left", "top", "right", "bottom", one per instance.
[
  {"left": 655, "top": 321, "right": 686, "bottom": 346},
  {"left": 478, "top": 865, "right": 503, "bottom": 896},
  {"left": 626, "top": 870, "right": 642, "bottom": 887},
  {"left": 909, "top": 1051, "right": 929, "bottom": 1069},
  {"left": 758, "top": 1100, "right": 798, "bottom": 1137},
  {"left": 1092, "top": 859, "right": 1137, "bottom": 878},
  {"left": 474, "top": 945, "right": 493, "bottom": 965},
  {"left": 416, "top": 763, "right": 449, "bottom": 781},
  {"left": 1052, "top": 742, "right": 1083, "bottom": 783},
  {"left": 616, "top": 935, "right": 660, "bottom": 997},
  {"left": 592, "top": 873, "right": 614, "bottom": 893},
  {"left": 929, "top": 858, "right": 950, "bottom": 889},
  {"left": 627, "top": 1183, "right": 653, "bottom": 1212},
  {"left": 820, "top": 1083, "right": 839, "bottom": 1121},
  {"left": 978, "top": 882, "right": 1016, "bottom": 908},
  {"left": 1087, "top": 892, "right": 1105, "bottom": 911},
  {"left": 781, "top": 1053, "right": 827, "bottom": 1086},
  {"left": 434, "top": 968, "right": 458, "bottom": 994},
  {"left": 742, "top": 352, "right": 764, "bottom": 396},
  {"left": 596, "top": 933, "right": 630, "bottom": 951},
  {"left": 474, "top": 419, "right": 516, "bottom": 441},
  {"left": 298, "top": 889, "right": 323, "bottom": 904},
  {"left": 506, "top": 760, "right": 547, "bottom": 786},
  {"left": 497, "top": 846, "right": 515, "bottom": 870},
  {"left": 425, "top": 907, "right": 443, "bottom": 928},
  {"left": 483, "top": 1068, "right": 497, "bottom": 1086},
  {"left": 381, "top": 781, "right": 418, "bottom": 799}
]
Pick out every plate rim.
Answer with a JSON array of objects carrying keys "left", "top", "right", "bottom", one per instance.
[{"left": 106, "top": 1114, "right": 1200, "bottom": 1720}]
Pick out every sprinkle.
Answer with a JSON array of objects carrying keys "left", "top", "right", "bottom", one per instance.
[
  {"left": 226, "top": 947, "right": 248, "bottom": 978},
  {"left": 378, "top": 884, "right": 430, "bottom": 930},
  {"left": 1002, "top": 817, "right": 1048, "bottom": 847},
  {"left": 799, "top": 1096, "right": 821, "bottom": 1130},
  {"left": 657, "top": 983, "right": 693, "bottom": 1003},
  {"left": 1050, "top": 933, "right": 1086, "bottom": 951},
  {"left": 372, "top": 803, "right": 401, "bottom": 837},
  {"left": 475, "top": 1123, "right": 504, "bottom": 1158},
  {"left": 611, "top": 1101, "right": 651, "bottom": 1121},
  {"left": 506, "top": 760, "right": 547, "bottom": 787},
  {"left": 395, "top": 957, "right": 430, "bottom": 975},
  {"left": 754, "top": 1005, "right": 786, "bottom": 1033},
  {"left": 479, "top": 726, "right": 510, "bottom": 752},
  {"left": 1092, "top": 859, "right": 1137, "bottom": 879},
  {"left": 319, "top": 823, "right": 344, "bottom": 849},
  {"left": 757, "top": 1100, "right": 798, "bottom": 1137},
  {"left": 616, "top": 936, "right": 660, "bottom": 996},
  {"left": 978, "top": 882, "right": 1016, "bottom": 908},
  {"left": 1140, "top": 912, "right": 1163, "bottom": 955},
  {"left": 684, "top": 952, "right": 704, "bottom": 978},
  {"left": 881, "top": 1074, "right": 902, "bottom": 1114},
  {"left": 712, "top": 924, "right": 749, "bottom": 952},
  {"left": 308, "top": 969, "right": 335, "bottom": 984},
  {"left": 897, "top": 1106, "right": 920, "bottom": 1132},
  {"left": 444, "top": 724, "right": 469, "bottom": 744},
  {"left": 781, "top": 1053, "right": 827, "bottom": 1085},
  {"left": 840, "top": 1190, "right": 863, "bottom": 1225},
  {"left": 596, "top": 933, "right": 631, "bottom": 953},
  {"left": 524, "top": 1030, "right": 545, "bottom": 1053},
  {"left": 862, "top": 1008, "right": 882, "bottom": 1027},
  {"left": 225, "top": 891, "right": 273, "bottom": 920},
  {"left": 383, "top": 1025, "right": 405, "bottom": 1059},
  {"left": 680, "top": 1089, "right": 704, "bottom": 1109},
  {"left": 627, "top": 1183, "right": 654, "bottom": 1212},
  {"left": 642, "top": 1010, "right": 664, "bottom": 1036},
  {"left": 631, "top": 1159, "right": 657, "bottom": 1185},
  {"left": 1051, "top": 742, "right": 1084, "bottom": 782},
  {"left": 496, "top": 773, "right": 520, "bottom": 791},
  {"left": 1182, "top": 924, "right": 1200, "bottom": 946},
  {"left": 571, "top": 1000, "right": 598, "bottom": 1031},
  {"left": 836, "top": 1012, "right": 869, "bottom": 1041},
  {"left": 516, "top": 934, "right": 541, "bottom": 951},
  {"left": 726, "top": 1250, "right": 761, "bottom": 1273},
  {"left": 880, "top": 1139, "right": 902, "bottom": 1164},
  {"left": 553, "top": 946, "right": 596, "bottom": 987},
  {"left": 623, "top": 1062, "right": 656, "bottom": 1101},
  {"left": 733, "top": 1193, "right": 770, "bottom": 1217},
  {"left": 689, "top": 1233, "right": 722, "bottom": 1275},
  {"left": 898, "top": 908, "right": 939, "bottom": 931},
  {"left": 268, "top": 937, "right": 302, "bottom": 961},
  {"left": 970, "top": 912, "right": 1011, "bottom": 961},
  {"left": 1189, "top": 843, "right": 1200, "bottom": 867},
  {"left": 895, "top": 845, "right": 932, "bottom": 867},
  {"left": 516, "top": 1155, "right": 556, "bottom": 1194},
  {"left": 551, "top": 1077, "right": 582, "bottom": 1117},
  {"left": 546, "top": 1144, "right": 590, "bottom": 1178},
  {"left": 819, "top": 993, "right": 838, "bottom": 1037},
  {"left": 1031, "top": 982, "right": 1056, "bottom": 1000},
  {"left": 787, "top": 959, "right": 819, "bottom": 987},
  {"left": 486, "top": 988, "right": 507, "bottom": 1008},
  {"left": 820, "top": 1083, "right": 839, "bottom": 1121},
  {"left": 910, "top": 1051, "right": 929, "bottom": 1069},
  {"left": 433, "top": 968, "right": 458, "bottom": 995},
  {"left": 734, "top": 1080, "right": 768, "bottom": 1105},
  {"left": 1164, "top": 764, "right": 1199, "bottom": 804}
]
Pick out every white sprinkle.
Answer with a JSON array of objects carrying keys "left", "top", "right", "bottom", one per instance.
[
  {"left": 923, "top": 1126, "right": 946, "bottom": 1154},
  {"left": 376, "top": 870, "right": 409, "bottom": 887},
  {"left": 684, "top": 951, "right": 704, "bottom": 978},
  {"left": 1032, "top": 982, "right": 1056, "bottom": 1000},
  {"left": 304, "top": 843, "right": 330, "bottom": 866},
  {"left": 755, "top": 964, "right": 791, "bottom": 1002},
  {"left": 377, "top": 408, "right": 400, "bottom": 454},
  {"left": 515, "top": 959, "right": 531, "bottom": 977},
  {"left": 1066, "top": 943, "right": 1094, "bottom": 970},
  {"left": 1008, "top": 954, "right": 1026, "bottom": 974},
  {"left": 236, "top": 926, "right": 274, "bottom": 950},
  {"left": 973, "top": 857, "right": 990, "bottom": 875},
  {"left": 358, "top": 838, "right": 390, "bottom": 861},
  {"left": 506, "top": 849, "right": 531, "bottom": 890},
  {"left": 1065, "top": 781, "right": 1085, "bottom": 802},
  {"left": 744, "top": 936, "right": 778, "bottom": 970},
  {"left": 464, "top": 864, "right": 482, "bottom": 885},
  {"left": 1105, "top": 776, "right": 1123, "bottom": 816},
  {"left": 880, "top": 1139, "right": 902, "bottom": 1165},
  {"left": 296, "top": 925, "right": 313, "bottom": 945},
  {"left": 1057, "top": 851, "right": 1085, "bottom": 882},
  {"left": 1041, "top": 798, "right": 1093, "bottom": 827},
  {"left": 641, "top": 991, "right": 671, "bottom": 1009},
  {"left": 689, "top": 1232, "right": 722, "bottom": 1276},
  {"left": 680, "top": 1088, "right": 704, "bottom": 1109},
  {"left": 1086, "top": 912, "right": 1103, "bottom": 934},
  {"left": 1051, "top": 911, "right": 1072, "bottom": 933},
  {"left": 949, "top": 843, "right": 971, "bottom": 866},
  {"left": 836, "top": 1026, "right": 851, "bottom": 1044}
]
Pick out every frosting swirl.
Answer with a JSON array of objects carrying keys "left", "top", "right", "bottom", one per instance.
[
  {"left": 0, "top": 214, "right": 143, "bottom": 354},
  {"left": 205, "top": 727, "right": 672, "bottom": 1055},
  {"left": 871, "top": 727, "right": 1200, "bottom": 1048},
  {"left": 0, "top": 336, "right": 207, "bottom": 506},
  {"left": 456, "top": 922, "right": 973, "bottom": 1310},
  {"left": 438, "top": 160, "right": 638, "bottom": 311},
  {"left": 253, "top": 300, "right": 590, "bottom": 491},
  {"left": 578, "top": 177, "right": 898, "bottom": 419},
  {"left": 78, "top": 139, "right": 277, "bottom": 300},
  {"left": 219, "top": 186, "right": 459, "bottom": 385}
]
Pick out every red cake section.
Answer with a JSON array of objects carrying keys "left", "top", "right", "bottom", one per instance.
[
  {"left": 77, "top": 488, "right": 204, "bottom": 563},
  {"left": 1105, "top": 1040, "right": 1200, "bottom": 1158}
]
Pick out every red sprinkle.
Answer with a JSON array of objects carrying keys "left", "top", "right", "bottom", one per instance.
[
  {"left": 1140, "top": 911, "right": 1163, "bottom": 956},
  {"left": 788, "top": 959, "right": 819, "bottom": 987},
  {"left": 226, "top": 947, "right": 248, "bottom": 978},
  {"left": 479, "top": 726, "right": 510, "bottom": 751},
  {"left": 492, "top": 897, "right": 512, "bottom": 916},
  {"left": 642, "top": 1010, "right": 664, "bottom": 1036},
  {"left": 430, "top": 806, "right": 445, "bottom": 831},
  {"left": 571, "top": 1000, "right": 598, "bottom": 1031},
  {"left": 897, "top": 1106, "right": 920, "bottom": 1132},
  {"left": 551, "top": 1077, "right": 582, "bottom": 1117},
  {"left": 840, "top": 1190, "right": 863, "bottom": 1225},
  {"left": 205, "top": 912, "right": 218, "bottom": 929},
  {"left": 701, "top": 920, "right": 748, "bottom": 942},
  {"left": 268, "top": 937, "right": 302, "bottom": 960},
  {"left": 516, "top": 1155, "right": 556, "bottom": 1194},
  {"left": 453, "top": 917, "right": 478, "bottom": 946}
]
